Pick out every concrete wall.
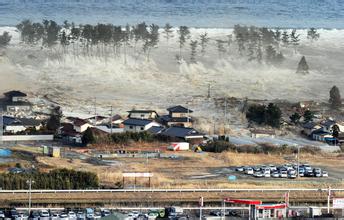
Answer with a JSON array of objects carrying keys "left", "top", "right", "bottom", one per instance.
[{"left": 1, "top": 135, "right": 54, "bottom": 141}]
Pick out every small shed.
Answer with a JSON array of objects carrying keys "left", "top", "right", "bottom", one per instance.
[{"left": 48, "top": 147, "right": 61, "bottom": 158}]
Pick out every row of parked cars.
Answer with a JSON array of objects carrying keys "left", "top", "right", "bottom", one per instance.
[
  {"left": 235, "top": 163, "right": 329, "bottom": 179},
  {"left": 0, "top": 208, "right": 111, "bottom": 220}
]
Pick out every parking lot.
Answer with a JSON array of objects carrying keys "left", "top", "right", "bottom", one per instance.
[{"left": 233, "top": 163, "right": 328, "bottom": 179}]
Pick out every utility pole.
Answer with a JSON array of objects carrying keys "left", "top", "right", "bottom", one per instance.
[
  {"left": 94, "top": 97, "right": 97, "bottom": 126},
  {"left": 224, "top": 99, "right": 227, "bottom": 134},
  {"left": 0, "top": 108, "right": 3, "bottom": 145},
  {"left": 27, "top": 178, "right": 35, "bottom": 214},
  {"left": 207, "top": 83, "right": 211, "bottom": 98},
  {"left": 110, "top": 106, "right": 113, "bottom": 134}
]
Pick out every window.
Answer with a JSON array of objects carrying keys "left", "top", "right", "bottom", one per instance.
[
  {"left": 141, "top": 114, "right": 145, "bottom": 118},
  {"left": 140, "top": 127, "right": 144, "bottom": 130},
  {"left": 129, "top": 126, "right": 133, "bottom": 129}
]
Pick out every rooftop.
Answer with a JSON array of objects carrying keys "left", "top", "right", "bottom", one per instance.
[
  {"left": 161, "top": 126, "right": 203, "bottom": 138},
  {"left": 123, "top": 118, "right": 155, "bottom": 126},
  {"left": 4, "top": 90, "right": 27, "bottom": 97},
  {"left": 167, "top": 105, "right": 193, "bottom": 113}
]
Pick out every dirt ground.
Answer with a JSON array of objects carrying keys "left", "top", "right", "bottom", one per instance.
[{"left": 32, "top": 147, "right": 344, "bottom": 189}]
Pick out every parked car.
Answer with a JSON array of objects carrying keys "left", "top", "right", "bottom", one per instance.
[
  {"left": 288, "top": 173, "right": 297, "bottom": 179},
  {"left": 68, "top": 211, "right": 77, "bottom": 219},
  {"left": 101, "top": 209, "right": 111, "bottom": 217},
  {"left": 51, "top": 213, "right": 59, "bottom": 220},
  {"left": 271, "top": 171, "right": 280, "bottom": 178},
  {"left": 245, "top": 167, "right": 254, "bottom": 175},
  {"left": 253, "top": 171, "right": 264, "bottom": 178},
  {"left": 40, "top": 210, "right": 50, "bottom": 218},
  {"left": 236, "top": 166, "right": 244, "bottom": 172},
  {"left": 280, "top": 171, "right": 288, "bottom": 178},
  {"left": 322, "top": 171, "right": 329, "bottom": 177},
  {"left": 59, "top": 213, "right": 69, "bottom": 220},
  {"left": 29, "top": 211, "right": 40, "bottom": 220},
  {"left": 94, "top": 212, "right": 102, "bottom": 219},
  {"left": 0, "top": 210, "right": 5, "bottom": 218},
  {"left": 269, "top": 165, "right": 277, "bottom": 171}
]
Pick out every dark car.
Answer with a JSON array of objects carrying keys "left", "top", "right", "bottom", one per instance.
[
  {"left": 9, "top": 209, "right": 19, "bottom": 220},
  {"left": 30, "top": 210, "right": 40, "bottom": 220}
]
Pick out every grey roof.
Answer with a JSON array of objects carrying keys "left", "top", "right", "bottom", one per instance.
[
  {"left": 161, "top": 126, "right": 203, "bottom": 138},
  {"left": 4, "top": 90, "right": 27, "bottom": 97},
  {"left": 128, "top": 110, "right": 157, "bottom": 113},
  {"left": 123, "top": 118, "right": 154, "bottom": 126},
  {"left": 160, "top": 115, "right": 192, "bottom": 123},
  {"left": 3, "top": 116, "right": 41, "bottom": 126},
  {"left": 321, "top": 120, "right": 336, "bottom": 127},
  {"left": 303, "top": 122, "right": 318, "bottom": 129},
  {"left": 311, "top": 129, "right": 331, "bottom": 135},
  {"left": 3, "top": 116, "right": 17, "bottom": 126},
  {"left": 167, "top": 105, "right": 193, "bottom": 113},
  {"left": 147, "top": 126, "right": 165, "bottom": 134}
]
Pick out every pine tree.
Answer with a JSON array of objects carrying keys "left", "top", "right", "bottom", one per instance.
[
  {"left": 199, "top": 32, "right": 210, "bottom": 56},
  {"left": 329, "top": 85, "right": 342, "bottom": 109},
  {"left": 290, "top": 29, "right": 300, "bottom": 53},
  {"left": 190, "top": 40, "right": 198, "bottom": 63},
  {"left": 281, "top": 31, "right": 289, "bottom": 46},
  {"left": 177, "top": 26, "right": 190, "bottom": 59},
  {"left": 163, "top": 23, "right": 173, "bottom": 43},
  {"left": 307, "top": 28, "right": 320, "bottom": 42},
  {"left": 296, "top": 56, "right": 309, "bottom": 74},
  {"left": 0, "top": 31, "right": 11, "bottom": 47}
]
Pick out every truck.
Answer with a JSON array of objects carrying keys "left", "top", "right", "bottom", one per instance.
[{"left": 167, "top": 142, "right": 189, "bottom": 151}]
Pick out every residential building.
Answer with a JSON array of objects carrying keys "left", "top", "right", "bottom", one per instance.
[
  {"left": 123, "top": 118, "right": 161, "bottom": 132},
  {"left": 161, "top": 105, "right": 193, "bottom": 127},
  {"left": 127, "top": 110, "right": 159, "bottom": 120},
  {"left": 3, "top": 116, "right": 42, "bottom": 134},
  {"left": 160, "top": 126, "right": 204, "bottom": 143},
  {"left": 302, "top": 122, "right": 322, "bottom": 136},
  {"left": 311, "top": 129, "right": 333, "bottom": 142},
  {"left": 72, "top": 118, "right": 93, "bottom": 133},
  {"left": 1, "top": 90, "right": 31, "bottom": 112}
]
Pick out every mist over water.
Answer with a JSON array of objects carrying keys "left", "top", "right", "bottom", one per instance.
[{"left": 0, "top": 0, "right": 344, "bottom": 28}]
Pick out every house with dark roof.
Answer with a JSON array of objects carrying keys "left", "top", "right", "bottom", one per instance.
[
  {"left": 311, "top": 129, "right": 333, "bottom": 142},
  {"left": 123, "top": 118, "right": 161, "bottom": 132},
  {"left": 302, "top": 122, "right": 322, "bottom": 136},
  {"left": 127, "top": 110, "right": 159, "bottom": 120},
  {"left": 1, "top": 90, "right": 31, "bottom": 112},
  {"left": 147, "top": 126, "right": 165, "bottom": 134},
  {"left": 161, "top": 105, "right": 193, "bottom": 128},
  {"left": 160, "top": 126, "right": 204, "bottom": 143},
  {"left": 72, "top": 118, "right": 93, "bottom": 133},
  {"left": 3, "top": 116, "right": 42, "bottom": 134}
]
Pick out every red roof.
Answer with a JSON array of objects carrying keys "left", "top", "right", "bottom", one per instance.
[
  {"left": 224, "top": 199, "right": 262, "bottom": 205},
  {"left": 256, "top": 203, "right": 287, "bottom": 210}
]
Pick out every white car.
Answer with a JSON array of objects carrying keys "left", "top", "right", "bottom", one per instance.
[
  {"left": 322, "top": 171, "right": 329, "bottom": 177},
  {"left": 40, "top": 210, "right": 50, "bottom": 218},
  {"left": 68, "top": 211, "right": 77, "bottom": 219},
  {"left": 59, "top": 213, "right": 69, "bottom": 220},
  {"left": 280, "top": 171, "right": 288, "bottom": 178},
  {"left": 253, "top": 171, "right": 263, "bottom": 178},
  {"left": 51, "top": 213, "right": 59, "bottom": 220},
  {"left": 245, "top": 168, "right": 254, "bottom": 175},
  {"left": 272, "top": 172, "right": 280, "bottom": 178},
  {"left": 77, "top": 211, "right": 86, "bottom": 219},
  {"left": 0, "top": 211, "right": 5, "bottom": 218},
  {"left": 94, "top": 212, "right": 102, "bottom": 219}
]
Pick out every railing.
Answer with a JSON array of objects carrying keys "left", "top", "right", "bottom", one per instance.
[{"left": 0, "top": 188, "right": 343, "bottom": 194}]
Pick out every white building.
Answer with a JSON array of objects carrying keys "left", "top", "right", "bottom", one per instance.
[{"left": 123, "top": 118, "right": 161, "bottom": 132}]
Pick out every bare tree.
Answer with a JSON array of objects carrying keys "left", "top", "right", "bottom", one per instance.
[{"left": 199, "top": 32, "right": 210, "bottom": 56}]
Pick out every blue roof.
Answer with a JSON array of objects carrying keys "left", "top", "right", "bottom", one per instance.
[
  {"left": 3, "top": 116, "right": 17, "bottom": 125},
  {"left": 123, "top": 118, "right": 154, "bottom": 126},
  {"left": 147, "top": 126, "right": 165, "bottom": 134}
]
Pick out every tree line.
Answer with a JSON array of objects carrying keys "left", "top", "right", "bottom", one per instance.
[
  {"left": 0, "top": 168, "right": 99, "bottom": 190},
  {"left": 13, "top": 19, "right": 320, "bottom": 64},
  {"left": 246, "top": 103, "right": 282, "bottom": 128}
]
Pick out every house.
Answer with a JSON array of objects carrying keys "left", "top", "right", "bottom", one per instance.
[
  {"left": 160, "top": 126, "right": 204, "bottom": 143},
  {"left": 320, "top": 120, "right": 344, "bottom": 133},
  {"left": 161, "top": 105, "right": 193, "bottom": 128},
  {"left": 72, "top": 118, "right": 93, "bottom": 133},
  {"left": 147, "top": 126, "right": 165, "bottom": 134},
  {"left": 3, "top": 116, "right": 42, "bottom": 134},
  {"left": 302, "top": 122, "right": 322, "bottom": 136},
  {"left": 1, "top": 90, "right": 31, "bottom": 112},
  {"left": 250, "top": 129, "right": 276, "bottom": 138},
  {"left": 59, "top": 123, "right": 83, "bottom": 145},
  {"left": 311, "top": 129, "right": 333, "bottom": 142},
  {"left": 127, "top": 110, "right": 159, "bottom": 120},
  {"left": 123, "top": 118, "right": 161, "bottom": 132}
]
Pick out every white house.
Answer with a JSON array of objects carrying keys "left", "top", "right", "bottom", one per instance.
[
  {"left": 73, "top": 118, "right": 93, "bottom": 133},
  {"left": 127, "top": 110, "right": 158, "bottom": 120},
  {"left": 123, "top": 118, "right": 161, "bottom": 132}
]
